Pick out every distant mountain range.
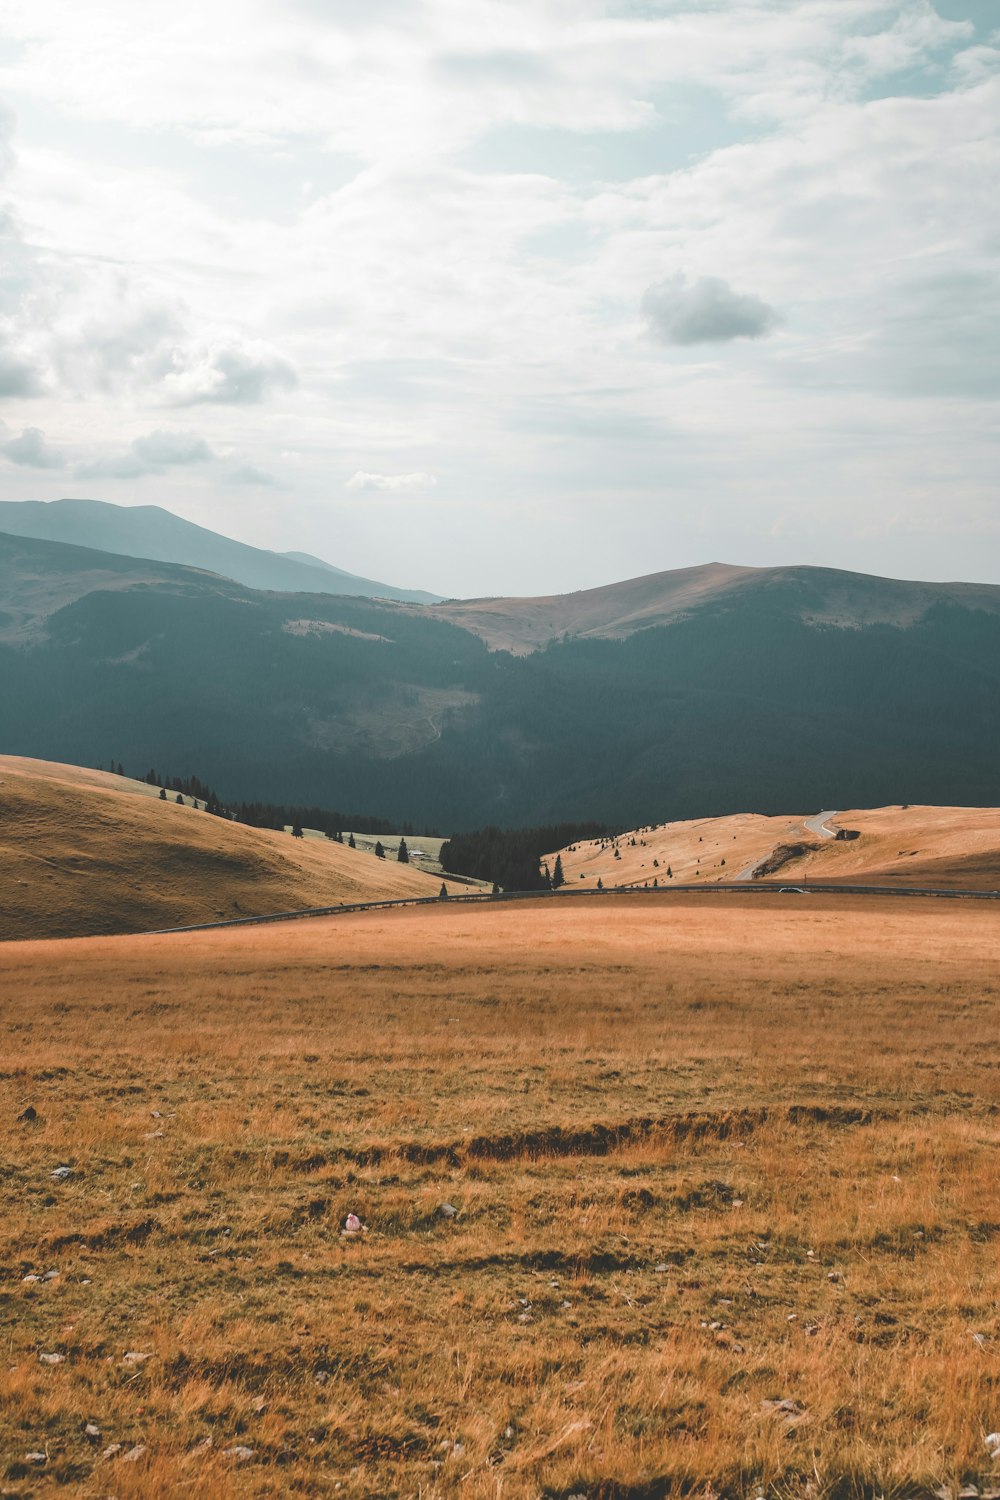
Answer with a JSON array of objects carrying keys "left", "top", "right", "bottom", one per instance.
[
  {"left": 0, "top": 519, "right": 998, "bottom": 829},
  {"left": 0, "top": 498, "right": 440, "bottom": 603}
]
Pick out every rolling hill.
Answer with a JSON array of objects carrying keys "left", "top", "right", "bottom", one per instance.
[
  {"left": 0, "top": 756, "right": 460, "bottom": 940},
  {"left": 546, "top": 806, "right": 1000, "bottom": 892},
  {"left": 0, "top": 498, "right": 439, "bottom": 602},
  {"left": 1, "top": 529, "right": 999, "bottom": 829}
]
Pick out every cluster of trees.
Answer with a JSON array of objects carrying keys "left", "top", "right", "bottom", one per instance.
[
  {"left": 108, "top": 759, "right": 433, "bottom": 841},
  {"left": 440, "top": 821, "right": 610, "bottom": 892}
]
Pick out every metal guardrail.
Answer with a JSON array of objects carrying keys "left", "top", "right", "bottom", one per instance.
[{"left": 147, "top": 879, "right": 1000, "bottom": 936}]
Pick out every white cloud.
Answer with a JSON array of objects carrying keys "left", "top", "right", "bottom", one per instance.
[
  {"left": 642, "top": 273, "right": 780, "bottom": 345},
  {"left": 78, "top": 428, "right": 214, "bottom": 478},
  {"left": 0, "top": 2, "right": 996, "bottom": 589},
  {"left": 163, "top": 343, "right": 298, "bottom": 406},
  {"left": 346, "top": 470, "right": 438, "bottom": 492},
  {"left": 3, "top": 426, "right": 64, "bottom": 468}
]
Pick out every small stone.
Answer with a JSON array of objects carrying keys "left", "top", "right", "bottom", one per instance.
[
  {"left": 122, "top": 1350, "right": 153, "bottom": 1366},
  {"left": 828, "top": 1271, "right": 841, "bottom": 1282},
  {"left": 122, "top": 1444, "right": 146, "bottom": 1462},
  {"left": 144, "top": 1130, "right": 164, "bottom": 1139},
  {"left": 43, "top": 1269, "right": 59, "bottom": 1282},
  {"left": 223, "top": 1445, "right": 256, "bottom": 1463},
  {"left": 39, "top": 1352, "right": 65, "bottom": 1365},
  {"left": 439, "top": 1202, "right": 458, "bottom": 1218},
  {"left": 22, "top": 1273, "right": 40, "bottom": 1283},
  {"left": 762, "top": 1397, "right": 808, "bottom": 1429},
  {"left": 85, "top": 1423, "right": 101, "bottom": 1438},
  {"left": 50, "top": 1165, "right": 72, "bottom": 1180},
  {"left": 986, "top": 1432, "right": 1000, "bottom": 1458},
  {"left": 102, "top": 1443, "right": 122, "bottom": 1460},
  {"left": 18, "top": 1105, "right": 38, "bottom": 1123},
  {"left": 517, "top": 1312, "right": 533, "bottom": 1324},
  {"left": 25, "top": 1452, "right": 47, "bottom": 1465},
  {"left": 251, "top": 1396, "right": 267, "bottom": 1413},
  {"left": 654, "top": 1263, "right": 669, "bottom": 1272},
  {"left": 972, "top": 1333, "right": 988, "bottom": 1348},
  {"left": 150, "top": 1110, "right": 162, "bottom": 1118},
  {"left": 315, "top": 1369, "right": 330, "bottom": 1384},
  {"left": 731, "top": 1199, "right": 744, "bottom": 1208}
]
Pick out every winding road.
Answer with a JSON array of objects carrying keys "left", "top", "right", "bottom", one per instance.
[{"left": 804, "top": 810, "right": 840, "bottom": 839}]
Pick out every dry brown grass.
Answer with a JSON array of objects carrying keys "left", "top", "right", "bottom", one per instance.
[
  {"left": 0, "top": 756, "right": 462, "bottom": 940},
  {"left": 2, "top": 895, "right": 999, "bottom": 1497},
  {"left": 550, "top": 807, "right": 1000, "bottom": 892}
]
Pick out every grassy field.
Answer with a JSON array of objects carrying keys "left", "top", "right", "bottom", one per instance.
[
  {"left": 0, "top": 757, "right": 462, "bottom": 940},
  {"left": 2, "top": 895, "right": 999, "bottom": 1498}
]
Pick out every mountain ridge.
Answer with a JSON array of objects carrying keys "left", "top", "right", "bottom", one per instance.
[
  {"left": 424, "top": 560, "right": 1000, "bottom": 652},
  {"left": 0, "top": 498, "right": 440, "bottom": 603},
  {"left": 1, "top": 527, "right": 998, "bottom": 828}
]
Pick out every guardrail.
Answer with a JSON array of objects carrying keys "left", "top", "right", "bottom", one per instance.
[{"left": 147, "top": 879, "right": 1000, "bottom": 936}]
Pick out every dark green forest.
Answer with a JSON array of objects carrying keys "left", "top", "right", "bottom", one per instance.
[{"left": 2, "top": 570, "right": 999, "bottom": 831}]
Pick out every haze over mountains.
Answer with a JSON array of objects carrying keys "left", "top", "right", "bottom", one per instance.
[
  {"left": 0, "top": 499, "right": 440, "bottom": 604},
  {"left": 1, "top": 505, "right": 998, "bottom": 829}
]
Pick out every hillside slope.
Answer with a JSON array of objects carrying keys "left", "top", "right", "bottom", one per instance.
[
  {"left": 0, "top": 757, "right": 459, "bottom": 940},
  {"left": 0, "top": 498, "right": 439, "bottom": 602},
  {"left": 548, "top": 806, "right": 1000, "bottom": 891}
]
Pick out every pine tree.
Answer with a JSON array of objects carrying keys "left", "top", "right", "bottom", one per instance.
[
  {"left": 397, "top": 838, "right": 410, "bottom": 864},
  {"left": 439, "top": 882, "right": 449, "bottom": 899},
  {"left": 291, "top": 824, "right": 304, "bottom": 838},
  {"left": 374, "top": 841, "right": 385, "bottom": 858},
  {"left": 176, "top": 793, "right": 184, "bottom": 804},
  {"left": 159, "top": 787, "right": 167, "bottom": 801},
  {"left": 348, "top": 833, "right": 356, "bottom": 849},
  {"left": 596, "top": 877, "right": 604, "bottom": 891},
  {"left": 551, "top": 854, "right": 565, "bottom": 888}
]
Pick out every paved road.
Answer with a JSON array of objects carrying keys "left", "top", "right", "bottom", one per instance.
[
  {"left": 147, "top": 879, "right": 1000, "bottom": 937},
  {"left": 804, "top": 810, "right": 839, "bottom": 839}
]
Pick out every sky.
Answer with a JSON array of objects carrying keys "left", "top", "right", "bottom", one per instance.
[{"left": 0, "top": 0, "right": 997, "bottom": 597}]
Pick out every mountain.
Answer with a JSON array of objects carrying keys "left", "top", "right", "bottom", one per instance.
[
  {"left": 0, "top": 498, "right": 440, "bottom": 603},
  {"left": 427, "top": 562, "right": 1000, "bottom": 652},
  {"left": 0, "top": 755, "right": 460, "bottom": 939},
  {"left": 1, "top": 530, "right": 998, "bottom": 829}
]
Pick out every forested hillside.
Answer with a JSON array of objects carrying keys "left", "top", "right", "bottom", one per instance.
[{"left": 2, "top": 532, "right": 998, "bottom": 829}]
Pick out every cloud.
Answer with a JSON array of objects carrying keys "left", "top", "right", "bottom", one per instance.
[
  {"left": 163, "top": 343, "right": 298, "bottom": 405},
  {"left": 346, "top": 470, "right": 438, "bottom": 492},
  {"left": 78, "top": 428, "right": 215, "bottom": 479},
  {"left": 0, "top": 348, "right": 44, "bottom": 397},
  {"left": 2, "top": 425, "right": 64, "bottom": 468},
  {"left": 131, "top": 429, "right": 214, "bottom": 465},
  {"left": 227, "top": 461, "right": 280, "bottom": 486},
  {"left": 641, "top": 274, "right": 780, "bottom": 346}
]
